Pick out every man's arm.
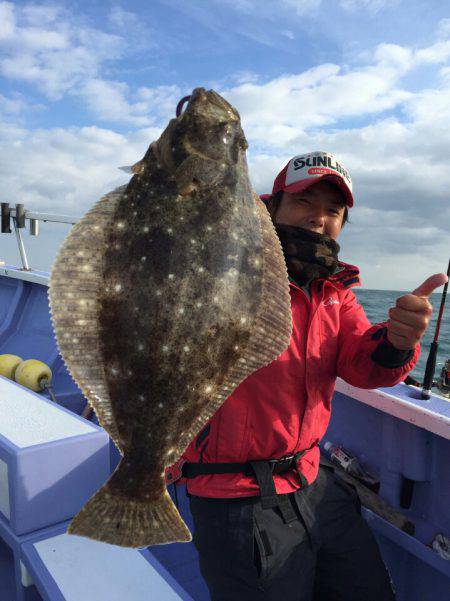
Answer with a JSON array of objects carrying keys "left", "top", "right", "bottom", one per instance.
[
  {"left": 336, "top": 291, "right": 419, "bottom": 390},
  {"left": 336, "top": 273, "right": 447, "bottom": 389}
]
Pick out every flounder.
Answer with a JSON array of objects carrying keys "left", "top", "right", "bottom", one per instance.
[{"left": 48, "top": 88, "right": 292, "bottom": 548}]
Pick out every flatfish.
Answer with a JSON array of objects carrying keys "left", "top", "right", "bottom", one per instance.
[{"left": 48, "top": 88, "right": 292, "bottom": 548}]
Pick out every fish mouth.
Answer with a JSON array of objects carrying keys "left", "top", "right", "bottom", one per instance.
[
  {"left": 187, "top": 87, "right": 240, "bottom": 123},
  {"left": 165, "top": 87, "right": 248, "bottom": 183}
]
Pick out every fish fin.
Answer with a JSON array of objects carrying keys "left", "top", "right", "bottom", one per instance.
[
  {"left": 118, "top": 160, "right": 146, "bottom": 174},
  {"left": 48, "top": 186, "right": 127, "bottom": 451},
  {"left": 130, "top": 159, "right": 146, "bottom": 174},
  {"left": 175, "top": 193, "right": 292, "bottom": 457},
  {"left": 68, "top": 461, "right": 192, "bottom": 548}
]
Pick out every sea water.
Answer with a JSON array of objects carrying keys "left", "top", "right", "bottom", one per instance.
[{"left": 355, "top": 289, "right": 449, "bottom": 386}]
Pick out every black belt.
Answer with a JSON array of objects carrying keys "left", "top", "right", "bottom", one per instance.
[
  {"left": 182, "top": 447, "right": 315, "bottom": 524},
  {"left": 182, "top": 451, "right": 307, "bottom": 479}
]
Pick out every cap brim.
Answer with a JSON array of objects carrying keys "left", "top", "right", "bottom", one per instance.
[{"left": 283, "top": 175, "right": 354, "bottom": 207}]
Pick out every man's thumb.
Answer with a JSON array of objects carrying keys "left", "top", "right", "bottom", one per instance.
[{"left": 412, "top": 273, "right": 448, "bottom": 298}]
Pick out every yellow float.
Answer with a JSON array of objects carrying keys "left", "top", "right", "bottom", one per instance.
[
  {"left": 0, "top": 354, "right": 23, "bottom": 380},
  {"left": 14, "top": 359, "right": 52, "bottom": 392}
]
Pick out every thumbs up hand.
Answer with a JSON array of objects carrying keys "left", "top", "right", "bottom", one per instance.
[{"left": 387, "top": 273, "right": 448, "bottom": 350}]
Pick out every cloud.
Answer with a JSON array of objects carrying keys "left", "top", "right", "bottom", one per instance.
[
  {"left": 0, "top": 5, "right": 448, "bottom": 288},
  {"left": 415, "top": 40, "right": 450, "bottom": 65},
  {"left": 338, "top": 0, "right": 395, "bottom": 14},
  {"left": 437, "top": 18, "right": 450, "bottom": 39},
  {"left": 73, "top": 80, "right": 182, "bottom": 126},
  {"left": 163, "top": 0, "right": 312, "bottom": 49},
  {"left": 107, "top": 4, "right": 156, "bottom": 54},
  {"left": 75, "top": 80, "right": 150, "bottom": 126},
  {"left": 230, "top": 71, "right": 260, "bottom": 85},
  {"left": 0, "top": 2, "right": 15, "bottom": 40},
  {"left": 336, "top": 204, "right": 449, "bottom": 291},
  {"left": 108, "top": 5, "right": 140, "bottom": 29},
  {"left": 0, "top": 3, "right": 124, "bottom": 100},
  {"left": 0, "top": 3, "right": 163, "bottom": 124},
  {"left": 21, "top": 3, "right": 62, "bottom": 25},
  {"left": 0, "top": 124, "right": 162, "bottom": 214},
  {"left": 280, "top": 0, "right": 319, "bottom": 16},
  {"left": 0, "top": 93, "right": 29, "bottom": 115},
  {"left": 373, "top": 43, "right": 413, "bottom": 72},
  {"left": 222, "top": 53, "right": 413, "bottom": 146}
]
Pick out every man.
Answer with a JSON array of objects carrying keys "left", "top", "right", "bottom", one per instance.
[{"left": 165, "top": 151, "right": 447, "bottom": 600}]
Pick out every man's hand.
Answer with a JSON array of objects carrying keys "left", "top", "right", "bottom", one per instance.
[{"left": 387, "top": 273, "right": 449, "bottom": 350}]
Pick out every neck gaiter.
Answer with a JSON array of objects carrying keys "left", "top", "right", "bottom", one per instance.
[{"left": 274, "top": 224, "right": 340, "bottom": 287}]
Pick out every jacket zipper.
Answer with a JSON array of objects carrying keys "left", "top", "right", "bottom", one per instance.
[{"left": 293, "top": 279, "right": 326, "bottom": 454}]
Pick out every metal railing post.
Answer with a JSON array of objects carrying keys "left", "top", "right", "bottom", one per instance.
[{"left": 12, "top": 217, "right": 30, "bottom": 271}]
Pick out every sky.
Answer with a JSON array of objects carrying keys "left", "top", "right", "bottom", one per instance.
[{"left": 0, "top": 0, "right": 449, "bottom": 291}]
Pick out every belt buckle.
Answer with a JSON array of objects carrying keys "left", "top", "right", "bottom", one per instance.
[{"left": 273, "top": 453, "right": 295, "bottom": 473}]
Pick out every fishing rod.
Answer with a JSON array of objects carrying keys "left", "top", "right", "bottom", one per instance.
[{"left": 421, "top": 258, "right": 450, "bottom": 400}]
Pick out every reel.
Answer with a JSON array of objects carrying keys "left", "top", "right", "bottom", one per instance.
[{"left": 437, "top": 359, "right": 450, "bottom": 398}]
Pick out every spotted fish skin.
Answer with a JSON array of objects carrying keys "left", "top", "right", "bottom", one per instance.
[{"left": 48, "top": 88, "right": 292, "bottom": 548}]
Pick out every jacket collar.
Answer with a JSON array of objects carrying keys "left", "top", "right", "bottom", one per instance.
[
  {"left": 288, "top": 261, "right": 361, "bottom": 291},
  {"left": 326, "top": 261, "right": 361, "bottom": 289}
]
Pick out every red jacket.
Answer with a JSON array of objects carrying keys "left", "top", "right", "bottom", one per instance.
[{"left": 165, "top": 262, "right": 419, "bottom": 497}]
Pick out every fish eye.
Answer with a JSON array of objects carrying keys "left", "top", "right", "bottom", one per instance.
[{"left": 238, "top": 136, "right": 248, "bottom": 150}]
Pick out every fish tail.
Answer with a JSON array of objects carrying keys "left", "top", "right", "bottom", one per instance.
[{"left": 68, "top": 462, "right": 192, "bottom": 548}]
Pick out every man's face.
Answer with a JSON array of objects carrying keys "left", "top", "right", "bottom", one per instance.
[{"left": 274, "top": 180, "right": 346, "bottom": 240}]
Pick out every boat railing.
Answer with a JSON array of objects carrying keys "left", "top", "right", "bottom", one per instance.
[{"left": 1, "top": 203, "right": 80, "bottom": 271}]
